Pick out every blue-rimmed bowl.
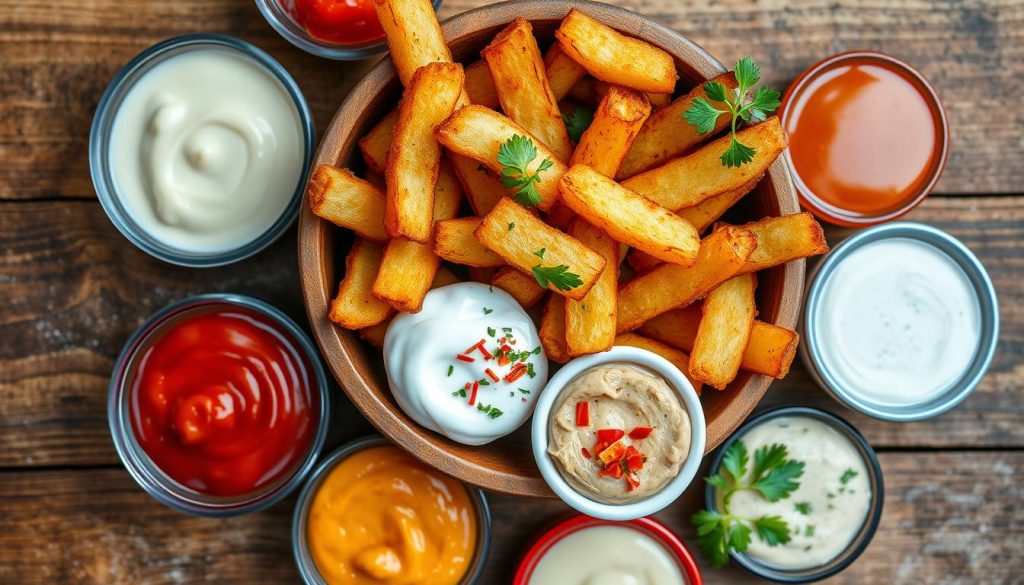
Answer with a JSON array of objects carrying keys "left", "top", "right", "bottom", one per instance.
[
  {"left": 89, "top": 34, "right": 314, "bottom": 267},
  {"left": 291, "top": 436, "right": 491, "bottom": 584},
  {"left": 704, "top": 406, "right": 884, "bottom": 583},
  {"left": 107, "top": 293, "right": 330, "bottom": 517}
]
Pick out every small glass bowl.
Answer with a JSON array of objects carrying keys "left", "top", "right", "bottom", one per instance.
[
  {"left": 255, "top": 0, "right": 444, "bottom": 60},
  {"left": 291, "top": 436, "right": 491, "bottom": 584},
  {"left": 107, "top": 293, "right": 330, "bottom": 517},
  {"left": 705, "top": 406, "right": 884, "bottom": 583},
  {"left": 89, "top": 34, "right": 314, "bottom": 267}
]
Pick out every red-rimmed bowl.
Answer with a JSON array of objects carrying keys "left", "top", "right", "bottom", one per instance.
[{"left": 513, "top": 515, "right": 702, "bottom": 585}]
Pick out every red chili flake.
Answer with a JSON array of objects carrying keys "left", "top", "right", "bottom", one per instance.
[
  {"left": 626, "top": 454, "right": 644, "bottom": 472},
  {"left": 468, "top": 381, "right": 480, "bottom": 406},
  {"left": 478, "top": 344, "right": 493, "bottom": 360},
  {"left": 484, "top": 368, "right": 500, "bottom": 382},
  {"left": 628, "top": 426, "right": 654, "bottom": 440},
  {"left": 625, "top": 472, "right": 640, "bottom": 491},
  {"left": 464, "top": 339, "right": 486, "bottom": 354},
  {"left": 497, "top": 356, "right": 510, "bottom": 367},
  {"left": 504, "top": 363, "right": 527, "bottom": 382},
  {"left": 606, "top": 463, "right": 624, "bottom": 480},
  {"left": 581, "top": 447, "right": 591, "bottom": 459},
  {"left": 501, "top": 344, "right": 512, "bottom": 353},
  {"left": 575, "top": 402, "right": 589, "bottom": 427},
  {"left": 456, "top": 354, "right": 475, "bottom": 363},
  {"left": 498, "top": 337, "right": 507, "bottom": 344},
  {"left": 596, "top": 429, "right": 625, "bottom": 443}
]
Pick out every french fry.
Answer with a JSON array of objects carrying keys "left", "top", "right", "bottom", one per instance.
[
  {"left": 617, "top": 226, "right": 757, "bottom": 332},
  {"left": 730, "top": 213, "right": 829, "bottom": 274},
  {"left": 565, "top": 219, "right": 619, "bottom": 356},
  {"left": 359, "top": 267, "right": 460, "bottom": 348},
  {"left": 637, "top": 305, "right": 703, "bottom": 350},
  {"left": 614, "top": 332, "right": 702, "bottom": 395},
  {"left": 621, "top": 117, "right": 786, "bottom": 211},
  {"left": 464, "top": 60, "right": 500, "bottom": 109},
  {"left": 625, "top": 248, "right": 662, "bottom": 274},
  {"left": 373, "top": 164, "right": 463, "bottom": 312},
  {"left": 434, "top": 217, "right": 506, "bottom": 267},
  {"left": 385, "top": 62, "right": 465, "bottom": 243},
  {"left": 330, "top": 239, "right": 394, "bottom": 329},
  {"left": 474, "top": 198, "right": 606, "bottom": 300},
  {"left": 544, "top": 203, "right": 577, "bottom": 231},
  {"left": 689, "top": 274, "right": 758, "bottom": 389},
  {"left": 306, "top": 165, "right": 388, "bottom": 243},
  {"left": 358, "top": 108, "right": 398, "bottom": 174},
  {"left": 569, "top": 86, "right": 651, "bottom": 178},
  {"left": 483, "top": 19, "right": 572, "bottom": 162},
  {"left": 540, "top": 294, "right": 570, "bottom": 363},
  {"left": 591, "top": 79, "right": 670, "bottom": 109},
  {"left": 676, "top": 178, "right": 759, "bottom": 231},
  {"left": 492, "top": 267, "right": 547, "bottom": 308},
  {"left": 558, "top": 165, "right": 700, "bottom": 266},
  {"left": 436, "top": 106, "right": 566, "bottom": 211},
  {"left": 617, "top": 73, "right": 738, "bottom": 179},
  {"left": 372, "top": 0, "right": 451, "bottom": 87},
  {"left": 468, "top": 267, "right": 498, "bottom": 284},
  {"left": 448, "top": 152, "right": 506, "bottom": 216},
  {"left": 555, "top": 9, "right": 677, "bottom": 94},
  {"left": 545, "top": 43, "right": 588, "bottom": 101}
]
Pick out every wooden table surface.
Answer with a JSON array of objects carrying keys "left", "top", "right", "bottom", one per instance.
[{"left": 2, "top": 0, "right": 1022, "bottom": 582}]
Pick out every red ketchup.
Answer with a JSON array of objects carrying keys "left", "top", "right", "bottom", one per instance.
[
  {"left": 129, "top": 307, "right": 317, "bottom": 497},
  {"left": 289, "top": 0, "right": 386, "bottom": 46}
]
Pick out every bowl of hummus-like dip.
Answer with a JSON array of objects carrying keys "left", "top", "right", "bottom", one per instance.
[{"left": 532, "top": 346, "right": 706, "bottom": 520}]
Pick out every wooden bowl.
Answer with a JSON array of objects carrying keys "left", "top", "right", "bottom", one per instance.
[{"left": 298, "top": 0, "right": 803, "bottom": 497}]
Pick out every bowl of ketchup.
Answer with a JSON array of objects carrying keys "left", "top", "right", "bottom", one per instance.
[{"left": 108, "top": 293, "right": 329, "bottom": 516}]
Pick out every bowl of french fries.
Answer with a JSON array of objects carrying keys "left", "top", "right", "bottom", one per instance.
[{"left": 298, "top": 0, "right": 828, "bottom": 496}]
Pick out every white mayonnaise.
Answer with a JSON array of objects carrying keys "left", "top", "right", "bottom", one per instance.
[
  {"left": 529, "top": 525, "right": 686, "bottom": 585},
  {"left": 813, "top": 237, "right": 981, "bottom": 407},
  {"left": 384, "top": 283, "right": 548, "bottom": 446},
  {"left": 728, "top": 417, "right": 870, "bottom": 570},
  {"left": 109, "top": 49, "right": 304, "bottom": 252}
]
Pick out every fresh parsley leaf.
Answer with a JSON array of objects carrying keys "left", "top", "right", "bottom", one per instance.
[
  {"left": 722, "top": 441, "right": 749, "bottom": 481},
  {"left": 683, "top": 98, "right": 724, "bottom": 134},
  {"left": 705, "top": 474, "right": 729, "bottom": 489},
  {"left": 751, "top": 444, "right": 789, "bottom": 482},
  {"left": 497, "top": 135, "right": 552, "bottom": 207},
  {"left": 750, "top": 459, "right": 805, "bottom": 502},
  {"left": 753, "top": 515, "right": 791, "bottom": 546},
  {"left": 447, "top": 364, "right": 453, "bottom": 377},
  {"left": 487, "top": 327, "right": 496, "bottom": 337},
  {"left": 721, "top": 137, "right": 757, "bottom": 168},
  {"left": 508, "top": 222, "right": 515, "bottom": 231},
  {"left": 532, "top": 264, "right": 583, "bottom": 291},
  {"left": 734, "top": 56, "right": 761, "bottom": 93},
  {"left": 746, "top": 86, "right": 782, "bottom": 123},
  {"left": 805, "top": 524, "right": 816, "bottom": 537},
  {"left": 477, "top": 403, "right": 503, "bottom": 419},
  {"left": 840, "top": 468, "right": 859, "bottom": 484},
  {"left": 693, "top": 510, "right": 731, "bottom": 568},
  {"left": 794, "top": 502, "right": 812, "bottom": 515},
  {"left": 563, "top": 107, "right": 594, "bottom": 143},
  {"left": 727, "top": 521, "right": 752, "bottom": 552},
  {"left": 703, "top": 80, "right": 728, "bottom": 102},
  {"left": 534, "top": 248, "right": 546, "bottom": 259},
  {"left": 483, "top": 307, "right": 493, "bottom": 315}
]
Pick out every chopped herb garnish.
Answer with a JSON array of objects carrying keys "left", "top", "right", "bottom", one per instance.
[
  {"left": 840, "top": 468, "right": 859, "bottom": 484},
  {"left": 447, "top": 364, "right": 454, "bottom": 377},
  {"left": 532, "top": 345, "right": 542, "bottom": 354},
  {"left": 478, "top": 378, "right": 491, "bottom": 387},
  {"left": 477, "top": 403, "right": 504, "bottom": 419},
  {"left": 502, "top": 327, "right": 513, "bottom": 334},
  {"left": 563, "top": 107, "right": 594, "bottom": 143},
  {"left": 532, "top": 263, "right": 583, "bottom": 291},
  {"left": 534, "top": 248, "right": 546, "bottom": 259},
  {"left": 805, "top": 525, "right": 816, "bottom": 537},
  {"left": 794, "top": 502, "right": 811, "bottom": 515},
  {"left": 497, "top": 134, "right": 553, "bottom": 207},
  {"left": 508, "top": 222, "right": 515, "bottom": 231},
  {"left": 487, "top": 327, "right": 496, "bottom": 337},
  {"left": 452, "top": 388, "right": 467, "bottom": 398},
  {"left": 526, "top": 363, "right": 537, "bottom": 378},
  {"left": 518, "top": 388, "right": 531, "bottom": 395},
  {"left": 483, "top": 307, "right": 493, "bottom": 315}
]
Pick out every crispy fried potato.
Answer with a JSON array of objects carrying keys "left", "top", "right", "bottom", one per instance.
[
  {"left": 372, "top": 0, "right": 451, "bottom": 86},
  {"left": 540, "top": 294, "right": 570, "bottom": 363},
  {"left": 484, "top": 19, "right": 572, "bottom": 161},
  {"left": 558, "top": 164, "right": 700, "bottom": 266},
  {"left": 590, "top": 79, "right": 670, "bottom": 108},
  {"left": 555, "top": 9, "right": 677, "bottom": 94},
  {"left": 373, "top": 164, "right": 463, "bottom": 312},
  {"left": 475, "top": 198, "right": 606, "bottom": 300},
  {"left": 359, "top": 267, "right": 460, "bottom": 347},
  {"left": 492, "top": 266, "right": 547, "bottom": 308},
  {"left": 621, "top": 117, "right": 786, "bottom": 211},
  {"left": 330, "top": 239, "right": 394, "bottom": 329},
  {"left": 448, "top": 152, "right": 506, "bottom": 216},
  {"left": 545, "top": 43, "right": 588, "bottom": 101},
  {"left": 614, "top": 332, "right": 702, "bottom": 394},
  {"left": 676, "top": 178, "right": 759, "bottom": 230},
  {"left": 464, "top": 60, "right": 500, "bottom": 109},
  {"left": 435, "top": 106, "right": 566, "bottom": 211},
  {"left": 617, "top": 226, "right": 757, "bottom": 332},
  {"left": 617, "top": 72, "right": 738, "bottom": 179},
  {"left": 386, "top": 62, "right": 465, "bottom": 243},
  {"left": 358, "top": 108, "right": 398, "bottom": 174},
  {"left": 565, "top": 219, "right": 619, "bottom": 356},
  {"left": 434, "top": 217, "right": 506, "bottom": 267},
  {"left": 689, "top": 274, "right": 758, "bottom": 389},
  {"left": 307, "top": 165, "right": 387, "bottom": 243},
  {"left": 624, "top": 248, "right": 661, "bottom": 274},
  {"left": 729, "top": 213, "right": 829, "bottom": 274},
  {"left": 468, "top": 266, "right": 498, "bottom": 284},
  {"left": 570, "top": 86, "right": 651, "bottom": 178},
  {"left": 637, "top": 305, "right": 703, "bottom": 350},
  {"left": 544, "top": 203, "right": 577, "bottom": 231}
]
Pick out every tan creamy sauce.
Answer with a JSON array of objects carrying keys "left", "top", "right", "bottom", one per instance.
[
  {"left": 529, "top": 525, "right": 686, "bottom": 585},
  {"left": 548, "top": 365, "right": 690, "bottom": 504}
]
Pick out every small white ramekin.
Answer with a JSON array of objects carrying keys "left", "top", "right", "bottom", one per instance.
[{"left": 531, "top": 346, "right": 706, "bottom": 521}]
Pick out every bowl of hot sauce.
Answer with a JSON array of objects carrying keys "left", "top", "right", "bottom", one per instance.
[
  {"left": 780, "top": 51, "right": 949, "bottom": 227},
  {"left": 108, "top": 293, "right": 329, "bottom": 516}
]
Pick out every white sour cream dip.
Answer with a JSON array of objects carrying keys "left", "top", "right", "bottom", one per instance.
[
  {"left": 728, "top": 416, "right": 871, "bottom": 570},
  {"left": 529, "top": 525, "right": 686, "bottom": 585},
  {"left": 384, "top": 283, "right": 548, "bottom": 446},
  {"left": 109, "top": 49, "right": 304, "bottom": 252},
  {"left": 812, "top": 237, "right": 982, "bottom": 407}
]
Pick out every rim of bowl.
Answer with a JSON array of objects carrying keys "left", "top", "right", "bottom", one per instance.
[
  {"left": 106, "top": 293, "right": 330, "bottom": 517},
  {"left": 779, "top": 50, "right": 949, "bottom": 228},
  {"left": 255, "top": 0, "right": 444, "bottom": 60},
  {"left": 89, "top": 33, "right": 315, "bottom": 267},
  {"left": 298, "top": 0, "right": 803, "bottom": 496},
  {"left": 513, "top": 514, "right": 703, "bottom": 585},
  {"left": 531, "top": 346, "right": 707, "bottom": 521},
  {"left": 291, "top": 435, "right": 492, "bottom": 585},
  {"left": 705, "top": 406, "right": 885, "bottom": 583},
  {"left": 799, "top": 222, "right": 999, "bottom": 421}
]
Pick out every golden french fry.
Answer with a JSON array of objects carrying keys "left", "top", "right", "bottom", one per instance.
[
  {"left": 491, "top": 266, "right": 548, "bottom": 308},
  {"left": 464, "top": 60, "right": 500, "bottom": 109},
  {"left": 617, "top": 226, "right": 757, "bottom": 332},
  {"left": 637, "top": 305, "right": 703, "bottom": 350},
  {"left": 689, "top": 274, "right": 758, "bottom": 390},
  {"left": 730, "top": 213, "right": 829, "bottom": 274},
  {"left": 617, "top": 72, "right": 738, "bottom": 179},
  {"left": 474, "top": 198, "right": 606, "bottom": 300},
  {"left": 590, "top": 79, "right": 670, "bottom": 109},
  {"left": 483, "top": 19, "right": 572, "bottom": 162},
  {"left": 330, "top": 239, "right": 394, "bottom": 329},
  {"left": 435, "top": 105, "right": 566, "bottom": 211},
  {"left": 385, "top": 62, "right": 465, "bottom": 243},
  {"left": 434, "top": 217, "right": 506, "bottom": 267},
  {"left": 614, "top": 332, "right": 702, "bottom": 395},
  {"left": 676, "top": 178, "right": 759, "bottom": 231},
  {"left": 359, "top": 267, "right": 460, "bottom": 347},
  {"left": 544, "top": 203, "right": 577, "bottom": 231},
  {"left": 540, "top": 294, "right": 570, "bottom": 363},
  {"left": 565, "top": 219, "right": 619, "bottom": 356},
  {"left": 555, "top": 9, "right": 677, "bottom": 94},
  {"left": 558, "top": 164, "right": 700, "bottom": 266},
  {"left": 569, "top": 86, "right": 651, "bottom": 178},
  {"left": 372, "top": 0, "right": 451, "bottom": 86},
  {"left": 468, "top": 266, "right": 498, "bottom": 284},
  {"left": 358, "top": 108, "right": 398, "bottom": 175},
  {"left": 545, "top": 43, "right": 588, "bottom": 101},
  {"left": 307, "top": 165, "right": 388, "bottom": 243},
  {"left": 624, "top": 248, "right": 661, "bottom": 274},
  {"left": 448, "top": 152, "right": 506, "bottom": 216}
]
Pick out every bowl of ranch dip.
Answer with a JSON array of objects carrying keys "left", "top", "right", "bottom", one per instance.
[{"left": 90, "top": 34, "right": 314, "bottom": 267}]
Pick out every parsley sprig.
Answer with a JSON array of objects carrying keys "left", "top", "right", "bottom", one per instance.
[
  {"left": 563, "top": 107, "right": 594, "bottom": 144},
  {"left": 531, "top": 248, "right": 583, "bottom": 291},
  {"left": 497, "top": 134, "right": 553, "bottom": 207},
  {"left": 684, "top": 57, "right": 781, "bottom": 168},
  {"left": 693, "top": 441, "right": 805, "bottom": 567}
]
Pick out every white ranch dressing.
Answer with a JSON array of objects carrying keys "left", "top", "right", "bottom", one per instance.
[
  {"left": 529, "top": 525, "right": 686, "bottom": 585},
  {"left": 728, "top": 417, "right": 870, "bottom": 570}
]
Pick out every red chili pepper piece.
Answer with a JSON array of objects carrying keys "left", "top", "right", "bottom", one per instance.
[
  {"left": 478, "top": 345, "right": 493, "bottom": 360},
  {"left": 606, "top": 463, "right": 624, "bottom": 480},
  {"left": 625, "top": 472, "right": 640, "bottom": 491},
  {"left": 464, "top": 339, "right": 486, "bottom": 354},
  {"left": 581, "top": 447, "right": 591, "bottom": 459},
  {"left": 484, "top": 368, "right": 499, "bottom": 382},
  {"left": 469, "top": 381, "right": 479, "bottom": 406},
  {"left": 596, "top": 428, "right": 625, "bottom": 443},
  {"left": 625, "top": 454, "right": 644, "bottom": 472},
  {"left": 575, "top": 402, "right": 589, "bottom": 427},
  {"left": 456, "top": 354, "right": 475, "bottom": 363},
  {"left": 497, "top": 356, "right": 510, "bottom": 367},
  {"left": 628, "top": 426, "right": 654, "bottom": 440},
  {"left": 504, "top": 363, "right": 527, "bottom": 382},
  {"left": 592, "top": 441, "right": 608, "bottom": 457}
]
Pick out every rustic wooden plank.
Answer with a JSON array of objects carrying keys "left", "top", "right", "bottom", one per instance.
[
  {"left": 1, "top": 0, "right": 1022, "bottom": 199},
  {"left": 1, "top": 452, "right": 1019, "bottom": 583}
]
